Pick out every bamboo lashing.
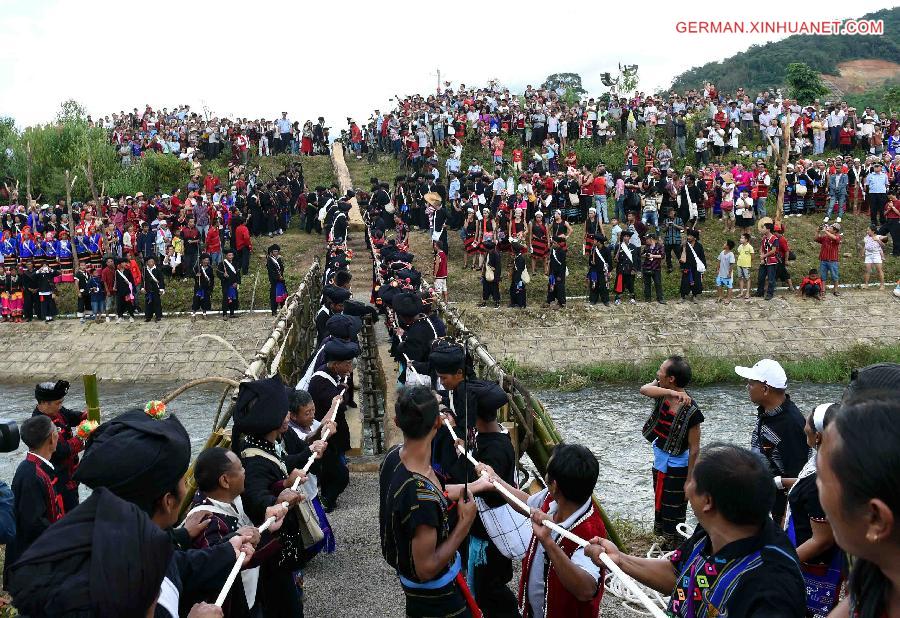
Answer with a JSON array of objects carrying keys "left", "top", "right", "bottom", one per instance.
[
  {"left": 214, "top": 386, "right": 345, "bottom": 607},
  {"left": 441, "top": 418, "right": 667, "bottom": 618}
]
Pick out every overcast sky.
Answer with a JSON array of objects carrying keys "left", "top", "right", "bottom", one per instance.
[{"left": 0, "top": 0, "right": 893, "bottom": 130}]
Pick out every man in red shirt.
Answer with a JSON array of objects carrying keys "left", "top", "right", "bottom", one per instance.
[
  {"left": 755, "top": 223, "right": 779, "bottom": 300},
  {"left": 885, "top": 193, "right": 900, "bottom": 256},
  {"left": 100, "top": 256, "right": 116, "bottom": 321},
  {"left": 432, "top": 241, "right": 448, "bottom": 302},
  {"left": 592, "top": 167, "right": 609, "bottom": 223},
  {"left": 512, "top": 148, "right": 524, "bottom": 173},
  {"left": 203, "top": 172, "right": 219, "bottom": 194},
  {"left": 815, "top": 223, "right": 842, "bottom": 295},
  {"left": 234, "top": 217, "right": 252, "bottom": 275}
]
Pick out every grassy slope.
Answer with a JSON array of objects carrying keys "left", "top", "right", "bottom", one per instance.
[
  {"left": 344, "top": 152, "right": 899, "bottom": 305},
  {"left": 51, "top": 154, "right": 335, "bottom": 315}
]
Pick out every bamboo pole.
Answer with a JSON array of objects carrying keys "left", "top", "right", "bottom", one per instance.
[
  {"left": 25, "top": 141, "right": 33, "bottom": 208},
  {"left": 65, "top": 170, "right": 80, "bottom": 272},
  {"left": 83, "top": 373, "right": 101, "bottom": 422},
  {"left": 775, "top": 106, "right": 792, "bottom": 225}
]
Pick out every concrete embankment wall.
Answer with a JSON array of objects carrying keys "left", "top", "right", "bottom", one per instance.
[
  {"left": 458, "top": 291, "right": 900, "bottom": 369},
  {"left": 0, "top": 314, "right": 275, "bottom": 382}
]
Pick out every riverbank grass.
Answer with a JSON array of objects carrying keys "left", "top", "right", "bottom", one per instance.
[{"left": 503, "top": 342, "right": 900, "bottom": 390}]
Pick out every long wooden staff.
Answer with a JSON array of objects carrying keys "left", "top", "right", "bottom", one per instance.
[
  {"left": 213, "top": 387, "right": 345, "bottom": 607},
  {"left": 441, "top": 419, "right": 667, "bottom": 618}
]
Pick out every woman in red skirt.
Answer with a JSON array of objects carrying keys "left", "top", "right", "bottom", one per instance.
[
  {"left": 462, "top": 209, "right": 479, "bottom": 270},
  {"left": 530, "top": 210, "right": 549, "bottom": 274},
  {"left": 301, "top": 121, "right": 314, "bottom": 156}
]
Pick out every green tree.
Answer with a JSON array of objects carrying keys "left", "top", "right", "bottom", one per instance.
[
  {"left": 785, "top": 62, "right": 829, "bottom": 104},
  {"left": 883, "top": 85, "right": 900, "bottom": 114},
  {"left": 542, "top": 73, "right": 587, "bottom": 95}
]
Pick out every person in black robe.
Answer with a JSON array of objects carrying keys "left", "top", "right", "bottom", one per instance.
[
  {"left": 190, "top": 253, "right": 215, "bottom": 318},
  {"left": 217, "top": 249, "right": 241, "bottom": 319},
  {"left": 588, "top": 232, "right": 612, "bottom": 306},
  {"left": 33, "top": 263, "right": 59, "bottom": 322},
  {"left": 76, "top": 407, "right": 251, "bottom": 618},
  {"left": 5, "top": 416, "right": 65, "bottom": 585},
  {"left": 232, "top": 377, "right": 313, "bottom": 617},
  {"left": 142, "top": 255, "right": 166, "bottom": 323},
  {"left": 307, "top": 339, "right": 358, "bottom": 511},
  {"left": 392, "top": 292, "right": 439, "bottom": 384},
  {"left": 19, "top": 260, "right": 37, "bottom": 322},
  {"left": 679, "top": 228, "right": 706, "bottom": 301},
  {"left": 267, "top": 244, "right": 287, "bottom": 316},
  {"left": 113, "top": 257, "right": 136, "bottom": 321},
  {"left": 378, "top": 385, "right": 477, "bottom": 618},
  {"left": 430, "top": 342, "right": 519, "bottom": 617},
  {"left": 315, "top": 285, "right": 350, "bottom": 346},
  {"left": 328, "top": 201, "right": 350, "bottom": 243},
  {"left": 509, "top": 238, "right": 527, "bottom": 308},
  {"left": 7, "top": 487, "right": 174, "bottom": 617},
  {"left": 32, "top": 380, "right": 85, "bottom": 512},
  {"left": 75, "top": 265, "right": 91, "bottom": 319},
  {"left": 479, "top": 239, "right": 501, "bottom": 308},
  {"left": 545, "top": 235, "right": 568, "bottom": 308}
]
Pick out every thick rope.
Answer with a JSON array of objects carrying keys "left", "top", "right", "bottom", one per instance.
[
  {"left": 213, "top": 389, "right": 344, "bottom": 607},
  {"left": 441, "top": 418, "right": 666, "bottom": 618}
]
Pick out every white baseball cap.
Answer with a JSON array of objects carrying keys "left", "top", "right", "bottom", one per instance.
[{"left": 735, "top": 359, "right": 787, "bottom": 389}]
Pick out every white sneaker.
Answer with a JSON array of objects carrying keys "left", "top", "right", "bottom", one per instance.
[
  {"left": 823, "top": 216, "right": 829, "bottom": 223},
  {"left": 835, "top": 216, "right": 841, "bottom": 223},
  {"left": 614, "top": 299, "right": 621, "bottom": 305},
  {"left": 629, "top": 298, "right": 636, "bottom": 304},
  {"left": 105, "top": 316, "right": 111, "bottom": 323},
  {"left": 76, "top": 312, "right": 84, "bottom": 318},
  {"left": 190, "top": 312, "right": 196, "bottom": 317},
  {"left": 128, "top": 317, "right": 134, "bottom": 323}
]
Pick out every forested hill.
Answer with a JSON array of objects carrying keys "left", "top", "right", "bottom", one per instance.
[{"left": 669, "top": 7, "right": 900, "bottom": 93}]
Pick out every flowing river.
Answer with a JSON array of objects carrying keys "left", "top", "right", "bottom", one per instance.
[{"left": 1, "top": 381, "right": 846, "bottom": 526}]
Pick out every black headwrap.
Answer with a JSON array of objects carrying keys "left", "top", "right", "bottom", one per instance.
[
  {"left": 74, "top": 409, "right": 190, "bottom": 512},
  {"left": 7, "top": 488, "right": 172, "bottom": 617},
  {"left": 35, "top": 380, "right": 69, "bottom": 402},
  {"left": 232, "top": 377, "right": 289, "bottom": 436}
]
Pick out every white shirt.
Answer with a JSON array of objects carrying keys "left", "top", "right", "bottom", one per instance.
[
  {"left": 289, "top": 421, "right": 321, "bottom": 499},
  {"left": 30, "top": 452, "right": 54, "bottom": 469},
  {"left": 525, "top": 489, "right": 601, "bottom": 618}
]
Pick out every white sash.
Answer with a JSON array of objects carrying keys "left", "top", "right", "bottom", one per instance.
[{"left": 223, "top": 260, "right": 236, "bottom": 277}]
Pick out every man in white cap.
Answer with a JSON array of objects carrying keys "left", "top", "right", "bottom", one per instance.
[{"left": 734, "top": 359, "right": 809, "bottom": 525}]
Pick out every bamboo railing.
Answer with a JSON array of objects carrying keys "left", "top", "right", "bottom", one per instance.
[
  {"left": 425, "top": 294, "right": 624, "bottom": 549},
  {"left": 177, "top": 260, "right": 323, "bottom": 515}
]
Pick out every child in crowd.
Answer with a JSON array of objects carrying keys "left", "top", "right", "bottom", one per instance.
[
  {"left": 715, "top": 239, "right": 736, "bottom": 304},
  {"left": 799, "top": 268, "right": 824, "bottom": 300},
  {"left": 608, "top": 217, "right": 622, "bottom": 249},
  {"left": 85, "top": 268, "right": 104, "bottom": 323},
  {"left": 736, "top": 232, "right": 754, "bottom": 301}
]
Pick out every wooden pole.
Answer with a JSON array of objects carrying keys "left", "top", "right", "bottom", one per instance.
[
  {"left": 84, "top": 151, "right": 101, "bottom": 215},
  {"left": 65, "top": 170, "right": 80, "bottom": 272},
  {"left": 775, "top": 106, "right": 792, "bottom": 225},
  {"left": 83, "top": 373, "right": 101, "bottom": 422},
  {"left": 25, "top": 141, "right": 33, "bottom": 208}
]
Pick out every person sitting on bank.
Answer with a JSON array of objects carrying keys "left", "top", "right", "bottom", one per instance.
[
  {"left": 585, "top": 443, "right": 807, "bottom": 617},
  {"left": 639, "top": 355, "right": 703, "bottom": 549},
  {"left": 479, "top": 443, "right": 608, "bottom": 618},
  {"left": 378, "top": 385, "right": 478, "bottom": 618}
]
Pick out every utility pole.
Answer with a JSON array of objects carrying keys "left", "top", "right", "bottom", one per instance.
[{"left": 431, "top": 68, "right": 442, "bottom": 94}]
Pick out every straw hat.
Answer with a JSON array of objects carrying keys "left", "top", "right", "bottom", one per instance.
[
  {"left": 423, "top": 192, "right": 442, "bottom": 207},
  {"left": 721, "top": 172, "right": 734, "bottom": 183},
  {"left": 757, "top": 216, "right": 774, "bottom": 232}
]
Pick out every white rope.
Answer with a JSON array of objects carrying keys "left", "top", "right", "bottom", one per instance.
[
  {"left": 441, "top": 418, "right": 667, "bottom": 618},
  {"left": 215, "top": 389, "right": 344, "bottom": 606},
  {"left": 267, "top": 321, "right": 295, "bottom": 378},
  {"left": 602, "top": 521, "right": 693, "bottom": 614}
]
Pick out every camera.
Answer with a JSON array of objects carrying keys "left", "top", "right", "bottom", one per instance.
[{"left": 0, "top": 419, "right": 20, "bottom": 453}]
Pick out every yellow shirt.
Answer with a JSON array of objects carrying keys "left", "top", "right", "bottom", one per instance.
[{"left": 737, "top": 243, "right": 754, "bottom": 267}]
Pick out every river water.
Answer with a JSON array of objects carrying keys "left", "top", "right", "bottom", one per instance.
[
  {"left": 1, "top": 381, "right": 846, "bottom": 526},
  {"left": 539, "top": 381, "right": 847, "bottom": 525}
]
